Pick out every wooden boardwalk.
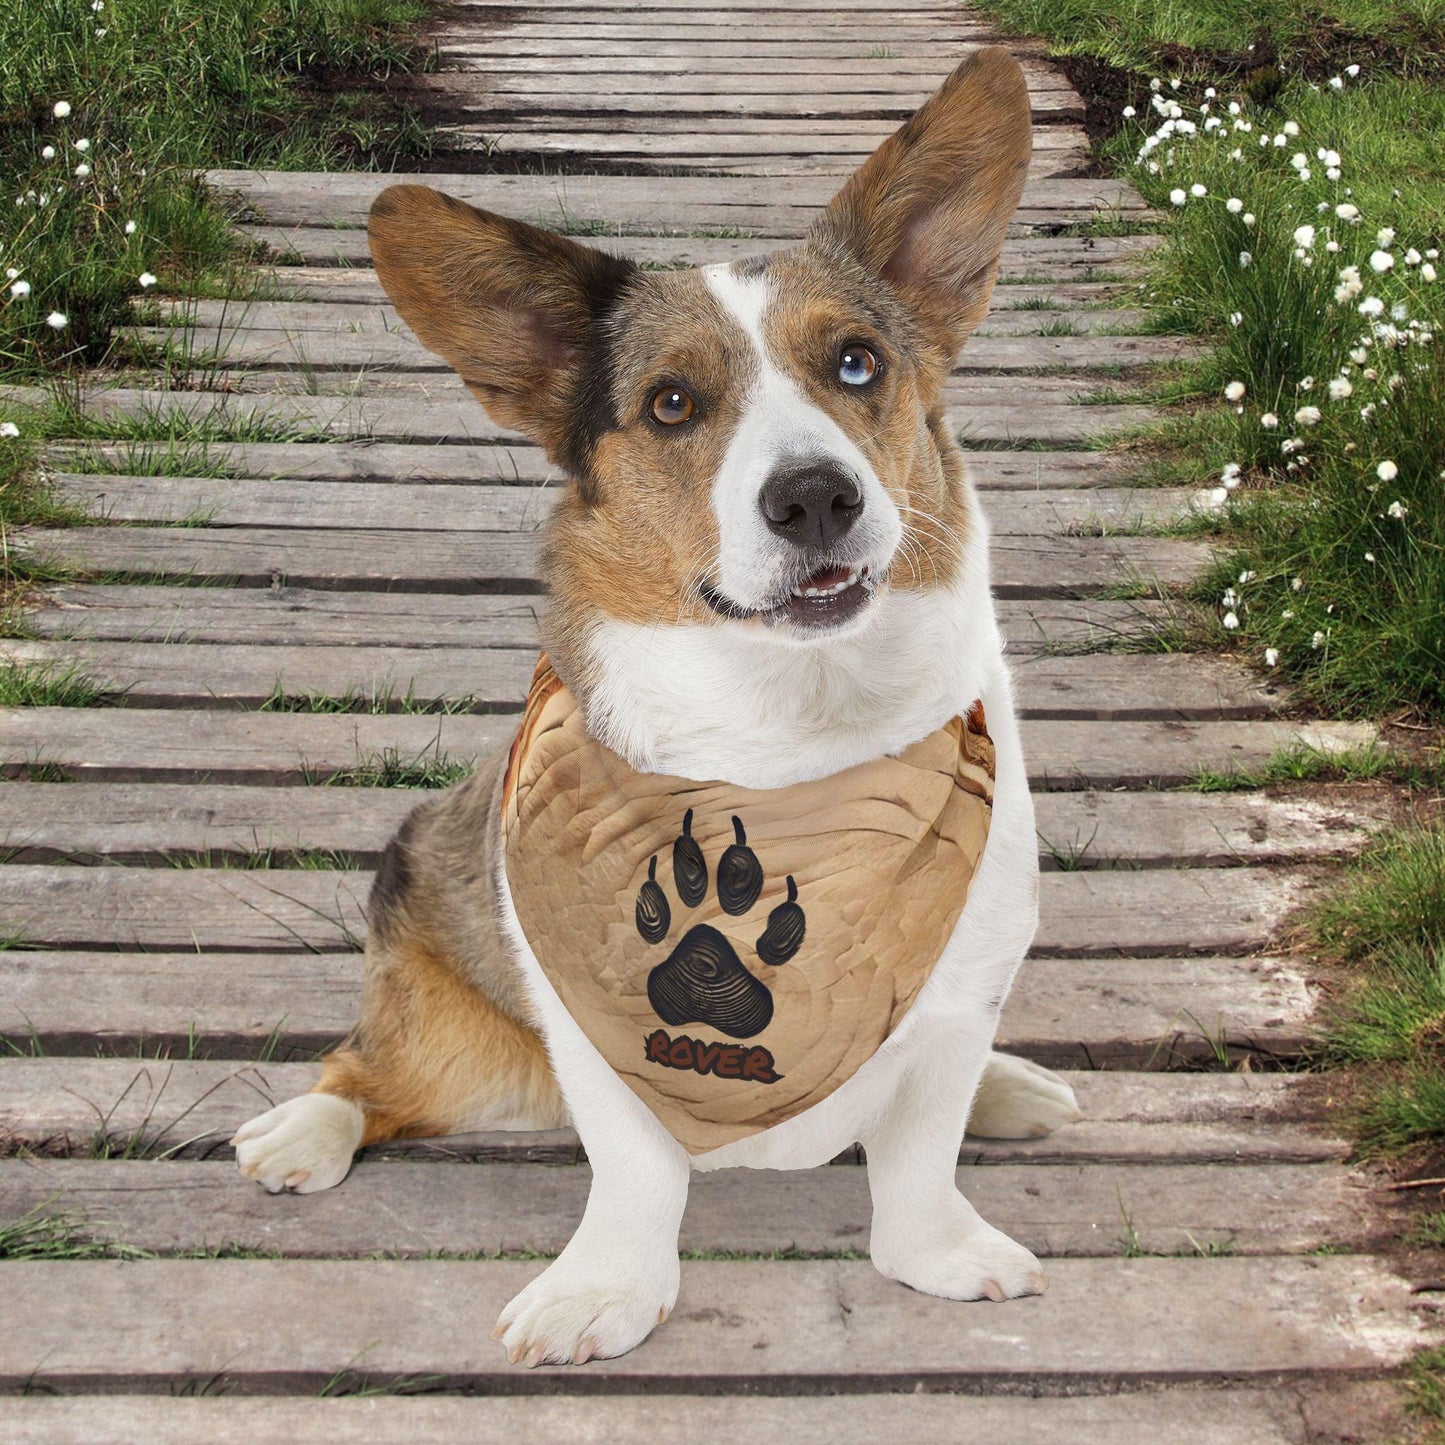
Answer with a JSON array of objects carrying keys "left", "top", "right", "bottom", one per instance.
[{"left": 0, "top": 1, "right": 1434, "bottom": 1437}]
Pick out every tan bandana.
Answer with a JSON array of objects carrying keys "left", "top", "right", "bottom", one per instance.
[{"left": 501, "top": 657, "right": 995, "bottom": 1155}]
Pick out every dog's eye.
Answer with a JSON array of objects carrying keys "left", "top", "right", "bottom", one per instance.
[
  {"left": 650, "top": 387, "right": 695, "bottom": 426},
  {"left": 838, "top": 345, "right": 879, "bottom": 387}
]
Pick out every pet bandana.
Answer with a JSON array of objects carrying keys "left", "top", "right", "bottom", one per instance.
[{"left": 501, "top": 656, "right": 995, "bottom": 1155}]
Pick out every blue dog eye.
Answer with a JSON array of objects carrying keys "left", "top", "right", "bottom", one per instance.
[{"left": 838, "top": 346, "right": 879, "bottom": 386}]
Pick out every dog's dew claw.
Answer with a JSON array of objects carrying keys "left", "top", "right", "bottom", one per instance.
[
  {"left": 717, "top": 815, "right": 763, "bottom": 915},
  {"left": 756, "top": 875, "right": 806, "bottom": 965},
  {"left": 672, "top": 807, "right": 708, "bottom": 906},
  {"left": 636, "top": 855, "right": 671, "bottom": 943}
]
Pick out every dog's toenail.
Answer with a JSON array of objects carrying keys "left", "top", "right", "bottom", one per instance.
[
  {"left": 524, "top": 1346, "right": 544, "bottom": 1368},
  {"left": 983, "top": 1280, "right": 1005, "bottom": 1302},
  {"left": 284, "top": 1170, "right": 310, "bottom": 1189}
]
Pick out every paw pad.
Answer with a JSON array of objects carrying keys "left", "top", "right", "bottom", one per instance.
[{"left": 636, "top": 812, "right": 806, "bottom": 1041}]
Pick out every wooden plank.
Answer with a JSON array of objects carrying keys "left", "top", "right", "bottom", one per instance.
[
  {"left": 12, "top": 385, "right": 1158, "bottom": 445},
  {"left": 129, "top": 326, "right": 1186, "bottom": 373},
  {"left": 56, "top": 441, "right": 1140, "bottom": 488},
  {"left": 0, "top": 863, "right": 1309, "bottom": 955},
  {"left": 0, "top": 643, "right": 1282, "bottom": 721},
  {"left": 16, "top": 525, "right": 1198, "bottom": 594},
  {"left": 0, "top": 949, "right": 1318, "bottom": 1065},
  {"left": 25, "top": 585, "right": 1171, "bottom": 652},
  {"left": 0, "top": 781, "right": 1389, "bottom": 871},
  {"left": 204, "top": 168, "right": 1147, "bottom": 230},
  {"left": 0, "top": 1157, "right": 1384, "bottom": 1259},
  {"left": 153, "top": 300, "right": 1144, "bottom": 341},
  {"left": 245, "top": 228, "right": 1161, "bottom": 272},
  {"left": 0, "top": 1257, "right": 1426, "bottom": 1389},
  {"left": 0, "top": 1058, "right": 1346, "bottom": 1165},
  {"left": 50, "top": 475, "right": 1195, "bottom": 534},
  {"left": 0, "top": 707, "right": 1378, "bottom": 788},
  {"left": 0, "top": 1391, "right": 1351, "bottom": 1445},
  {"left": 209, "top": 277, "right": 1132, "bottom": 312}
]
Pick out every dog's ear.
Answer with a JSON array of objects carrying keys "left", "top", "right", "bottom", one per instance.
[
  {"left": 811, "top": 47, "right": 1031, "bottom": 364},
  {"left": 368, "top": 184, "right": 638, "bottom": 473}
]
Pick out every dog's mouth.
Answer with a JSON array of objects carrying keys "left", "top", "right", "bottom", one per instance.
[{"left": 701, "top": 563, "right": 878, "bottom": 632}]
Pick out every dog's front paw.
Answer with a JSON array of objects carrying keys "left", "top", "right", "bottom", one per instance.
[
  {"left": 492, "top": 1252, "right": 679, "bottom": 1366},
  {"left": 968, "top": 1052, "right": 1082, "bottom": 1139},
  {"left": 874, "top": 1214, "right": 1045, "bottom": 1303},
  {"left": 231, "top": 1093, "right": 363, "bottom": 1194}
]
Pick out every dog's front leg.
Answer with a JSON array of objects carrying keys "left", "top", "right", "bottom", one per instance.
[
  {"left": 491, "top": 1086, "right": 690, "bottom": 1366},
  {"left": 862, "top": 1020, "right": 1045, "bottom": 1302}
]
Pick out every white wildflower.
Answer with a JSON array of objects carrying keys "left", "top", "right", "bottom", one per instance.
[
  {"left": 1291, "top": 577, "right": 1304, "bottom": 591},
  {"left": 1293, "top": 224, "right": 1316, "bottom": 248},
  {"left": 1290, "top": 152, "right": 1309, "bottom": 171},
  {"left": 45, "top": 311, "right": 67, "bottom": 329},
  {"left": 1423, "top": 263, "right": 1438, "bottom": 282},
  {"left": 1284, "top": 121, "right": 1300, "bottom": 136},
  {"left": 1223, "top": 611, "right": 1239, "bottom": 630},
  {"left": 1239, "top": 251, "right": 1253, "bottom": 267},
  {"left": 1260, "top": 412, "right": 1279, "bottom": 430},
  {"left": 1335, "top": 203, "right": 1360, "bottom": 222},
  {"left": 1228, "top": 311, "right": 1243, "bottom": 326},
  {"left": 1387, "top": 499, "right": 1408, "bottom": 519},
  {"left": 41, "top": 145, "right": 55, "bottom": 160},
  {"left": 9, "top": 279, "right": 31, "bottom": 299},
  {"left": 73, "top": 164, "right": 90, "bottom": 178},
  {"left": 1358, "top": 296, "right": 1385, "bottom": 317},
  {"left": 1346, "top": 64, "right": 1361, "bottom": 76},
  {"left": 1123, "top": 105, "right": 1136, "bottom": 118},
  {"left": 1224, "top": 381, "right": 1246, "bottom": 401},
  {"left": 1377, "top": 227, "right": 1396, "bottom": 247},
  {"left": 1311, "top": 631, "right": 1325, "bottom": 649},
  {"left": 1225, "top": 197, "right": 1243, "bottom": 213},
  {"left": 1329, "top": 76, "right": 1344, "bottom": 90},
  {"left": 1376, "top": 459, "right": 1399, "bottom": 481},
  {"left": 1170, "top": 187, "right": 1187, "bottom": 205},
  {"left": 1190, "top": 183, "right": 1207, "bottom": 197},
  {"left": 74, "top": 138, "right": 90, "bottom": 153},
  {"left": 52, "top": 101, "right": 72, "bottom": 119},
  {"left": 1329, "top": 377, "right": 1353, "bottom": 400},
  {"left": 1264, "top": 648, "right": 1279, "bottom": 666},
  {"left": 1243, "top": 212, "right": 1256, "bottom": 226},
  {"left": 124, "top": 219, "right": 137, "bottom": 235},
  {"left": 1370, "top": 250, "right": 1395, "bottom": 273},
  {"left": 0, "top": 422, "right": 18, "bottom": 439},
  {"left": 1295, "top": 406, "right": 1322, "bottom": 426}
]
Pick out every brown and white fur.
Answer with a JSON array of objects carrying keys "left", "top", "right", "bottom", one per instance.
[{"left": 233, "top": 48, "right": 1081, "bottom": 1367}]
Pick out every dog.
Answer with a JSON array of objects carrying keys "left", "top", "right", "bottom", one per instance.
[{"left": 233, "top": 47, "right": 1082, "bottom": 1367}]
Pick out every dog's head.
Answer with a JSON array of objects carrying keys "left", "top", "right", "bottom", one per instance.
[{"left": 369, "top": 48, "right": 1030, "bottom": 675}]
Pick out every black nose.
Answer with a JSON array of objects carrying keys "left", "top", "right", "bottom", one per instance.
[{"left": 759, "top": 459, "right": 864, "bottom": 550}]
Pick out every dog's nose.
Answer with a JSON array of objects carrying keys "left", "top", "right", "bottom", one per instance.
[{"left": 759, "top": 459, "right": 863, "bottom": 549}]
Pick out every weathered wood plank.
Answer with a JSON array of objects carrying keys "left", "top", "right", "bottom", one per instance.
[
  {"left": 130, "top": 326, "right": 1186, "bottom": 373},
  {"left": 56, "top": 441, "right": 1140, "bottom": 488},
  {"left": 25, "top": 584, "right": 1171, "bottom": 652},
  {"left": 0, "top": 707, "right": 1378, "bottom": 788},
  {"left": 149, "top": 299, "right": 1138, "bottom": 341},
  {"left": 0, "top": 1059, "right": 1344, "bottom": 1164},
  {"left": 0, "top": 643, "right": 1282, "bottom": 721},
  {"left": 0, "top": 863, "right": 1308, "bottom": 955},
  {"left": 0, "top": 781, "right": 1389, "bottom": 870},
  {"left": 0, "top": 949, "right": 1318, "bottom": 1064},
  {"left": 246, "top": 227, "right": 1161, "bottom": 273},
  {"left": 0, "top": 1158, "right": 1384, "bottom": 1259},
  {"left": 10, "top": 384, "right": 1158, "bottom": 445},
  {"left": 0, "top": 1391, "right": 1356, "bottom": 1445},
  {"left": 16, "top": 525, "right": 1200, "bottom": 595},
  {"left": 0, "top": 1257, "right": 1427, "bottom": 1390},
  {"left": 50, "top": 475, "right": 1198, "bottom": 535},
  {"left": 205, "top": 168, "right": 1146, "bottom": 231}
]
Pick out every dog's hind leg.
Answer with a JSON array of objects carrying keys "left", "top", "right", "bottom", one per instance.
[
  {"left": 967, "top": 1051, "right": 1082, "bottom": 1139},
  {"left": 233, "top": 932, "right": 564, "bottom": 1194}
]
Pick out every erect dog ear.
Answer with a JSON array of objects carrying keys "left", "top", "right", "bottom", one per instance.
[
  {"left": 810, "top": 47, "right": 1031, "bottom": 365},
  {"left": 368, "top": 184, "right": 638, "bottom": 477}
]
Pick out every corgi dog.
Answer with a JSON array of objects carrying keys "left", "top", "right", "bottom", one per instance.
[{"left": 233, "top": 47, "right": 1082, "bottom": 1368}]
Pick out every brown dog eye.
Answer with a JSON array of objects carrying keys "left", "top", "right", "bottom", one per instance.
[
  {"left": 650, "top": 387, "right": 695, "bottom": 425},
  {"left": 838, "top": 345, "right": 879, "bottom": 387}
]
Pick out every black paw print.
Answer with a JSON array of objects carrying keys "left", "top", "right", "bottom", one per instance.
[{"left": 635, "top": 809, "right": 806, "bottom": 1040}]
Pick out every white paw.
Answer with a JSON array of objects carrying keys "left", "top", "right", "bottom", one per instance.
[
  {"left": 492, "top": 1252, "right": 679, "bottom": 1367},
  {"left": 231, "top": 1093, "right": 363, "bottom": 1194},
  {"left": 875, "top": 1214, "right": 1046, "bottom": 1303},
  {"left": 968, "top": 1052, "right": 1082, "bottom": 1139}
]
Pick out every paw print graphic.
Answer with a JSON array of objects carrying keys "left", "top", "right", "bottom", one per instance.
[{"left": 634, "top": 809, "right": 806, "bottom": 1039}]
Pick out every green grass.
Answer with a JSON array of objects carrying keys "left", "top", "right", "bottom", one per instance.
[
  {"left": 1313, "top": 826, "right": 1445, "bottom": 1155},
  {"left": 261, "top": 681, "right": 482, "bottom": 716},
  {"left": 311, "top": 747, "right": 474, "bottom": 789},
  {"left": 0, "top": 1203, "right": 145, "bottom": 1260},
  {"left": 0, "top": 0, "right": 432, "bottom": 379},
  {"left": 0, "top": 660, "right": 106, "bottom": 707},
  {"left": 1189, "top": 740, "right": 1445, "bottom": 791},
  {"left": 976, "top": 0, "right": 1445, "bottom": 722}
]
